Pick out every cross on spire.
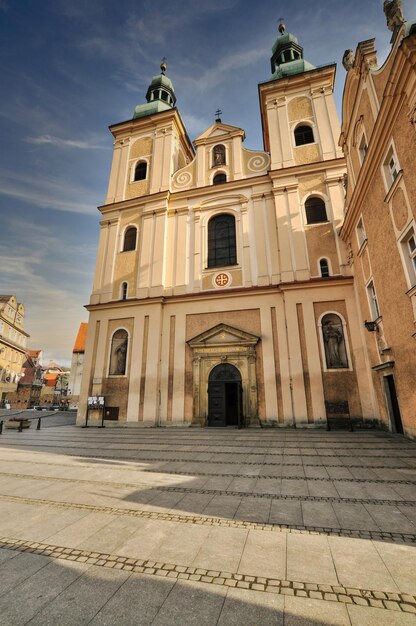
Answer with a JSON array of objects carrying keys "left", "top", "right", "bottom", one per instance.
[{"left": 215, "top": 109, "right": 222, "bottom": 122}]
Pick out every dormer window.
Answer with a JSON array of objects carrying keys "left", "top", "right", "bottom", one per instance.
[
  {"left": 213, "top": 145, "right": 226, "bottom": 167},
  {"left": 134, "top": 161, "right": 147, "bottom": 181},
  {"left": 294, "top": 124, "right": 314, "bottom": 146}
]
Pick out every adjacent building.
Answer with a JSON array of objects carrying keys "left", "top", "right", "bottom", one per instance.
[
  {"left": 68, "top": 322, "right": 88, "bottom": 406},
  {"left": 8, "top": 349, "right": 43, "bottom": 409},
  {"left": 339, "top": 1, "right": 416, "bottom": 438},
  {"left": 0, "top": 295, "right": 29, "bottom": 407}
]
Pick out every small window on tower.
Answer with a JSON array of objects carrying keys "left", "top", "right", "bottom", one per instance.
[
  {"left": 294, "top": 125, "right": 314, "bottom": 146},
  {"left": 319, "top": 259, "right": 330, "bottom": 277},
  {"left": 305, "top": 197, "right": 327, "bottom": 224},
  {"left": 134, "top": 161, "right": 147, "bottom": 181},
  {"left": 123, "top": 227, "right": 137, "bottom": 252},
  {"left": 213, "top": 173, "right": 227, "bottom": 185}
]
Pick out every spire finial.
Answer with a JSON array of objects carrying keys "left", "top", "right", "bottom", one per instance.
[
  {"left": 278, "top": 18, "right": 285, "bottom": 35},
  {"left": 215, "top": 108, "right": 222, "bottom": 123},
  {"left": 160, "top": 56, "right": 167, "bottom": 74}
]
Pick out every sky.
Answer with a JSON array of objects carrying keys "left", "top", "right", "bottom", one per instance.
[{"left": 0, "top": 0, "right": 415, "bottom": 366}]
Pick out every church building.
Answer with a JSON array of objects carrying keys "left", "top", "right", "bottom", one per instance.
[{"left": 77, "top": 24, "right": 376, "bottom": 428}]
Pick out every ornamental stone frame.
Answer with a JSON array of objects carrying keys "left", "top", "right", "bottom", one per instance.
[{"left": 187, "top": 323, "right": 260, "bottom": 427}]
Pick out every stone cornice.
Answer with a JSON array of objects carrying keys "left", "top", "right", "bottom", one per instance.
[{"left": 85, "top": 276, "right": 354, "bottom": 312}]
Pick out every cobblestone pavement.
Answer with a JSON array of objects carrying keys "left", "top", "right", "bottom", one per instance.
[{"left": 0, "top": 425, "right": 415, "bottom": 625}]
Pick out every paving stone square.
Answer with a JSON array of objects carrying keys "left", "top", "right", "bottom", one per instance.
[{"left": 0, "top": 417, "right": 415, "bottom": 624}]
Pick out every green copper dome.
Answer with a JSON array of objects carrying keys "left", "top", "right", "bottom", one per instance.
[
  {"left": 269, "top": 25, "right": 315, "bottom": 80},
  {"left": 133, "top": 63, "right": 176, "bottom": 119},
  {"left": 271, "top": 32, "right": 299, "bottom": 55}
]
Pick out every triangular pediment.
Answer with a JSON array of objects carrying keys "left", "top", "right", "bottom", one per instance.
[
  {"left": 194, "top": 123, "right": 245, "bottom": 145},
  {"left": 188, "top": 323, "right": 259, "bottom": 347}
]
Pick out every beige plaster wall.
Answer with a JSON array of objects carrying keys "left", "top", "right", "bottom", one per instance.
[
  {"left": 294, "top": 144, "right": 321, "bottom": 165},
  {"left": 112, "top": 213, "right": 141, "bottom": 298},
  {"left": 126, "top": 136, "right": 153, "bottom": 200},
  {"left": 305, "top": 224, "right": 340, "bottom": 277},
  {"left": 298, "top": 174, "right": 326, "bottom": 199},
  {"left": 288, "top": 96, "right": 313, "bottom": 121}
]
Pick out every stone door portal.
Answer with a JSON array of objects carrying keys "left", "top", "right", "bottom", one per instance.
[
  {"left": 187, "top": 323, "right": 260, "bottom": 427},
  {"left": 208, "top": 363, "right": 242, "bottom": 427}
]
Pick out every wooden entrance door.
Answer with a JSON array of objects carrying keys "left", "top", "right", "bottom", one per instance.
[
  {"left": 384, "top": 375, "right": 403, "bottom": 434},
  {"left": 208, "top": 364, "right": 242, "bottom": 427}
]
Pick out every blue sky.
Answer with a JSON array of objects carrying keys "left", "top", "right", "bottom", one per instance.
[{"left": 0, "top": 0, "right": 414, "bottom": 366}]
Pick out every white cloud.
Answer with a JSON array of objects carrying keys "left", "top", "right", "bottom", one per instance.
[
  {"left": 25, "top": 135, "right": 105, "bottom": 150},
  {"left": 180, "top": 112, "right": 212, "bottom": 138},
  {"left": 0, "top": 171, "right": 99, "bottom": 215},
  {"left": 0, "top": 220, "right": 93, "bottom": 364}
]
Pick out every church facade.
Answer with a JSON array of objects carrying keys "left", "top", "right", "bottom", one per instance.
[{"left": 78, "top": 24, "right": 386, "bottom": 430}]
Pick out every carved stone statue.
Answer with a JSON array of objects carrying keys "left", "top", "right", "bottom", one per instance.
[
  {"left": 342, "top": 49, "right": 355, "bottom": 72},
  {"left": 109, "top": 329, "right": 128, "bottom": 375},
  {"left": 322, "top": 316, "right": 348, "bottom": 369},
  {"left": 115, "top": 340, "right": 127, "bottom": 375},
  {"left": 213, "top": 144, "right": 226, "bottom": 167},
  {"left": 383, "top": 0, "right": 405, "bottom": 32}
]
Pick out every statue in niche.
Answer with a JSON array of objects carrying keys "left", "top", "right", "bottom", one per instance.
[
  {"left": 109, "top": 330, "right": 128, "bottom": 375},
  {"left": 322, "top": 315, "right": 348, "bottom": 369},
  {"left": 115, "top": 340, "right": 127, "bottom": 374},
  {"left": 213, "top": 144, "right": 226, "bottom": 167}
]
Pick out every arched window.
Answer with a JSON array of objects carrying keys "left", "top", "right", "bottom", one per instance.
[
  {"left": 305, "top": 197, "right": 327, "bottom": 224},
  {"left": 134, "top": 161, "right": 147, "bottom": 181},
  {"left": 319, "top": 259, "right": 330, "bottom": 278},
  {"left": 121, "top": 282, "right": 128, "bottom": 300},
  {"left": 208, "top": 214, "right": 237, "bottom": 268},
  {"left": 109, "top": 329, "right": 128, "bottom": 376},
  {"left": 213, "top": 173, "right": 227, "bottom": 185},
  {"left": 123, "top": 227, "right": 137, "bottom": 252},
  {"left": 321, "top": 313, "right": 348, "bottom": 369},
  {"left": 294, "top": 124, "right": 314, "bottom": 146},
  {"left": 212, "top": 145, "right": 226, "bottom": 167}
]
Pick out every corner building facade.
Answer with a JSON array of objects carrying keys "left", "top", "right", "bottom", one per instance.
[
  {"left": 78, "top": 29, "right": 374, "bottom": 428},
  {"left": 339, "top": 8, "right": 416, "bottom": 439}
]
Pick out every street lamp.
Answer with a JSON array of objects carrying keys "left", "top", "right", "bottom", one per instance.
[{"left": 364, "top": 320, "right": 378, "bottom": 332}]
